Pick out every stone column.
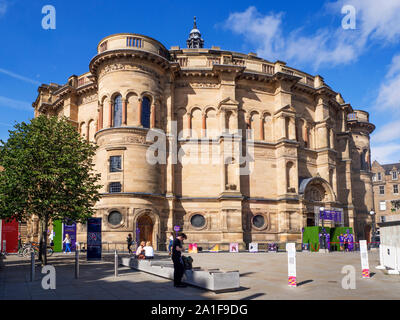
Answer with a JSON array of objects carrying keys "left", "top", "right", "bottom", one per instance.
[
  {"left": 329, "top": 128, "right": 335, "bottom": 149},
  {"left": 138, "top": 98, "right": 142, "bottom": 127},
  {"left": 122, "top": 98, "right": 127, "bottom": 125},
  {"left": 86, "top": 123, "right": 90, "bottom": 141},
  {"left": 98, "top": 103, "right": 103, "bottom": 130},
  {"left": 202, "top": 113, "right": 206, "bottom": 138},
  {"left": 187, "top": 112, "right": 191, "bottom": 138},
  {"left": 260, "top": 117, "right": 264, "bottom": 141},
  {"left": 219, "top": 109, "right": 226, "bottom": 134},
  {"left": 108, "top": 100, "right": 113, "bottom": 128},
  {"left": 151, "top": 104, "right": 156, "bottom": 128}
]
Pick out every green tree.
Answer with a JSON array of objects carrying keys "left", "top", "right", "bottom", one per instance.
[
  {"left": 0, "top": 116, "right": 102, "bottom": 264},
  {"left": 392, "top": 200, "right": 400, "bottom": 212}
]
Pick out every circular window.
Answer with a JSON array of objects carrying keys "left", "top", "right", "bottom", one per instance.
[
  {"left": 190, "top": 214, "right": 206, "bottom": 228},
  {"left": 108, "top": 211, "right": 122, "bottom": 226},
  {"left": 252, "top": 215, "right": 265, "bottom": 229}
]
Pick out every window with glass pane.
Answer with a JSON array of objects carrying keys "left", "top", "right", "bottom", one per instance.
[
  {"left": 394, "top": 185, "right": 399, "bottom": 194},
  {"left": 141, "top": 97, "right": 151, "bottom": 129},
  {"left": 379, "top": 186, "right": 385, "bottom": 195},
  {"left": 393, "top": 171, "right": 398, "bottom": 180},
  {"left": 109, "top": 182, "right": 122, "bottom": 193},
  {"left": 113, "top": 95, "right": 122, "bottom": 127},
  {"left": 378, "top": 172, "right": 382, "bottom": 181},
  {"left": 110, "top": 156, "right": 122, "bottom": 172}
]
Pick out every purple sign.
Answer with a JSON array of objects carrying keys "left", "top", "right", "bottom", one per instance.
[
  {"left": 320, "top": 210, "right": 341, "bottom": 223},
  {"left": 174, "top": 226, "right": 180, "bottom": 232},
  {"left": 63, "top": 222, "right": 76, "bottom": 251}
]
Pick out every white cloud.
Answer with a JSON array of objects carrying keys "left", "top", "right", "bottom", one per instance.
[
  {"left": 0, "top": 96, "right": 32, "bottom": 111},
  {"left": 223, "top": 1, "right": 400, "bottom": 69},
  {"left": 373, "top": 120, "right": 400, "bottom": 144},
  {"left": 371, "top": 143, "right": 400, "bottom": 164},
  {"left": 374, "top": 54, "right": 400, "bottom": 112},
  {"left": 0, "top": 68, "right": 41, "bottom": 86},
  {"left": 332, "top": 0, "right": 400, "bottom": 43}
]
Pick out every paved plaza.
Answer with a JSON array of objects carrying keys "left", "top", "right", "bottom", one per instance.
[{"left": 1, "top": 250, "right": 399, "bottom": 300}]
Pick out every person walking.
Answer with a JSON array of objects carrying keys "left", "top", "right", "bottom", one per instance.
[
  {"left": 63, "top": 234, "right": 71, "bottom": 254},
  {"left": 168, "top": 232, "right": 174, "bottom": 256},
  {"left": 127, "top": 234, "right": 133, "bottom": 254},
  {"left": 171, "top": 233, "right": 187, "bottom": 288}
]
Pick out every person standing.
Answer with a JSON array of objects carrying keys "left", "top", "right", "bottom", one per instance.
[
  {"left": 127, "top": 234, "right": 133, "bottom": 254},
  {"left": 63, "top": 234, "right": 71, "bottom": 254},
  {"left": 48, "top": 229, "right": 55, "bottom": 248},
  {"left": 171, "top": 233, "right": 187, "bottom": 288},
  {"left": 339, "top": 234, "right": 344, "bottom": 252},
  {"left": 168, "top": 232, "right": 174, "bottom": 256},
  {"left": 344, "top": 233, "right": 349, "bottom": 252}
]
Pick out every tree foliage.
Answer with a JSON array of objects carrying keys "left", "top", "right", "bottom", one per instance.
[
  {"left": 392, "top": 200, "right": 400, "bottom": 212},
  {"left": 0, "top": 116, "right": 102, "bottom": 262}
]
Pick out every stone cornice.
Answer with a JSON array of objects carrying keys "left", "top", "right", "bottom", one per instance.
[{"left": 89, "top": 49, "right": 172, "bottom": 78}]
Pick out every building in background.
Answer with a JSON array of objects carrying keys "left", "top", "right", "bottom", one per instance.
[
  {"left": 372, "top": 161, "right": 400, "bottom": 225},
  {"left": 30, "top": 19, "right": 375, "bottom": 249}
]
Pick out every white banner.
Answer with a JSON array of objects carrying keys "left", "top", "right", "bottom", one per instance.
[
  {"left": 286, "top": 243, "right": 296, "bottom": 277},
  {"left": 249, "top": 242, "right": 258, "bottom": 253}
]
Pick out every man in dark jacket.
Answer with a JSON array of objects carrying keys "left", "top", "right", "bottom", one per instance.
[{"left": 171, "top": 233, "right": 187, "bottom": 287}]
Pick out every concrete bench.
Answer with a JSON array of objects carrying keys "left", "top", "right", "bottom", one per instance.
[{"left": 121, "top": 257, "right": 240, "bottom": 293}]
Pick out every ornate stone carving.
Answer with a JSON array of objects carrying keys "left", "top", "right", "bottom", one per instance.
[{"left": 99, "top": 61, "right": 161, "bottom": 81}]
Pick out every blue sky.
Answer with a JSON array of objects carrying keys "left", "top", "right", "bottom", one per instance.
[{"left": 0, "top": 0, "right": 399, "bottom": 163}]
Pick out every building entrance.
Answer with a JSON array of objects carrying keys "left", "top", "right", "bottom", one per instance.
[{"left": 137, "top": 215, "right": 153, "bottom": 244}]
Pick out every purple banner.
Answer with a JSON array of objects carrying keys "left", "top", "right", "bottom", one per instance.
[
  {"left": 63, "top": 222, "right": 76, "bottom": 251},
  {"left": 320, "top": 210, "right": 341, "bottom": 223}
]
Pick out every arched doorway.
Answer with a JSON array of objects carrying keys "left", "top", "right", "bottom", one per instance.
[{"left": 137, "top": 215, "right": 153, "bottom": 243}]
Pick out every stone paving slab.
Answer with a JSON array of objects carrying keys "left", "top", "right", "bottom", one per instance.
[{"left": 1, "top": 251, "right": 399, "bottom": 300}]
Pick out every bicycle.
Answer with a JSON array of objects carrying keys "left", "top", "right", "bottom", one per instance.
[{"left": 22, "top": 242, "right": 53, "bottom": 258}]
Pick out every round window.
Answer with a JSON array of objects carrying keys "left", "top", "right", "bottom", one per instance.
[
  {"left": 252, "top": 215, "right": 265, "bottom": 229},
  {"left": 190, "top": 214, "right": 206, "bottom": 228},
  {"left": 108, "top": 211, "right": 122, "bottom": 226}
]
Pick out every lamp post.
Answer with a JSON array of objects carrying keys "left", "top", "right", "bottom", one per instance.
[{"left": 369, "top": 210, "right": 376, "bottom": 247}]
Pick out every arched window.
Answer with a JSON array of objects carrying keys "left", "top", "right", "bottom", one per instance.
[
  {"left": 113, "top": 95, "right": 122, "bottom": 127},
  {"left": 141, "top": 97, "right": 151, "bottom": 129}
]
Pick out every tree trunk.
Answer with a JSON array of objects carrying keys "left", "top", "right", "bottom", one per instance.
[
  {"left": 38, "top": 220, "right": 43, "bottom": 263},
  {"left": 43, "top": 217, "right": 48, "bottom": 265}
]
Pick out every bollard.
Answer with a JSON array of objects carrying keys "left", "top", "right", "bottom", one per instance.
[
  {"left": 286, "top": 243, "right": 297, "bottom": 287},
  {"left": 359, "top": 240, "right": 370, "bottom": 278},
  {"left": 30, "top": 251, "right": 35, "bottom": 282},
  {"left": 114, "top": 250, "right": 118, "bottom": 278},
  {"left": 75, "top": 249, "right": 79, "bottom": 279}
]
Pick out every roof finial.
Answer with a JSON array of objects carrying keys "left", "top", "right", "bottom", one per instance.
[{"left": 187, "top": 16, "right": 204, "bottom": 48}]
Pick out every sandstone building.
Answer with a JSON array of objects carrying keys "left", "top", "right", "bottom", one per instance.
[
  {"left": 372, "top": 161, "right": 400, "bottom": 229},
  {"left": 31, "top": 20, "right": 376, "bottom": 249}
]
